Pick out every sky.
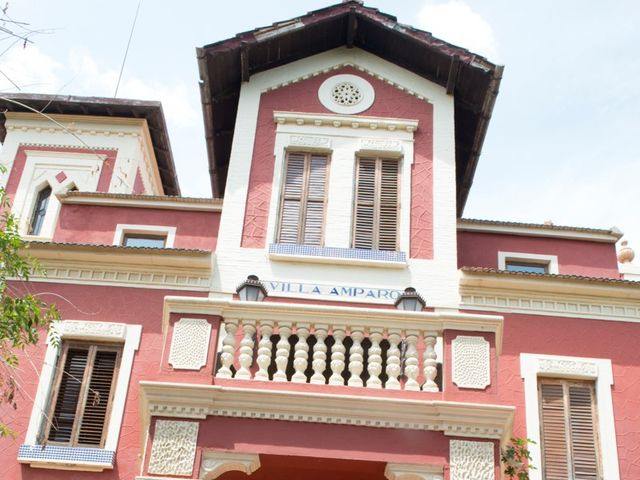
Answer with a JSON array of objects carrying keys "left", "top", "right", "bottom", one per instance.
[{"left": 1, "top": 0, "right": 639, "bottom": 253}]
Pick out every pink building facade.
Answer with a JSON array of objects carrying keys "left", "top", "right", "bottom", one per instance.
[{"left": 1, "top": 2, "right": 639, "bottom": 479}]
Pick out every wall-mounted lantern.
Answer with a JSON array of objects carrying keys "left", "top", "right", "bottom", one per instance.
[
  {"left": 236, "top": 275, "right": 268, "bottom": 302},
  {"left": 394, "top": 287, "right": 426, "bottom": 312}
]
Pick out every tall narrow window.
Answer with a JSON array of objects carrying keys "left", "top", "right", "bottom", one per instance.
[
  {"left": 277, "top": 152, "right": 328, "bottom": 245},
  {"left": 46, "top": 342, "right": 122, "bottom": 448},
  {"left": 353, "top": 157, "right": 400, "bottom": 251},
  {"left": 28, "top": 185, "right": 52, "bottom": 235},
  {"left": 539, "top": 379, "right": 600, "bottom": 479}
]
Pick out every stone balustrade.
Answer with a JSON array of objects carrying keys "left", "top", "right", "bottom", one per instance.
[{"left": 215, "top": 319, "right": 441, "bottom": 392}]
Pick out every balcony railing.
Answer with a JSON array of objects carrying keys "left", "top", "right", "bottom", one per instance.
[{"left": 216, "top": 321, "right": 441, "bottom": 391}]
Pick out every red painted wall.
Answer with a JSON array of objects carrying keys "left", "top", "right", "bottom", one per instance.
[
  {"left": 457, "top": 231, "right": 620, "bottom": 278},
  {"left": 5, "top": 145, "right": 116, "bottom": 199},
  {"left": 240, "top": 66, "right": 434, "bottom": 259},
  {"left": 53, "top": 204, "right": 220, "bottom": 250},
  {"left": 0, "top": 281, "right": 207, "bottom": 480}
]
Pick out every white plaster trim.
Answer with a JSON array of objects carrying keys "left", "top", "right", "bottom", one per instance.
[
  {"left": 22, "top": 458, "right": 113, "bottom": 472},
  {"left": 24, "top": 320, "right": 141, "bottom": 452},
  {"left": 59, "top": 193, "right": 222, "bottom": 212},
  {"left": 264, "top": 60, "right": 433, "bottom": 103},
  {"left": 200, "top": 451, "right": 261, "bottom": 480},
  {"left": 318, "top": 73, "right": 375, "bottom": 114},
  {"left": 520, "top": 353, "right": 619, "bottom": 480},
  {"left": 113, "top": 223, "right": 177, "bottom": 248},
  {"left": 162, "top": 296, "right": 504, "bottom": 354},
  {"left": 384, "top": 463, "right": 443, "bottom": 480},
  {"left": 619, "top": 261, "right": 640, "bottom": 281},
  {"left": 140, "top": 382, "right": 515, "bottom": 443},
  {"left": 269, "top": 251, "right": 407, "bottom": 269},
  {"left": 458, "top": 220, "right": 621, "bottom": 243},
  {"left": 274, "top": 111, "right": 418, "bottom": 132},
  {"left": 498, "top": 251, "right": 559, "bottom": 274}
]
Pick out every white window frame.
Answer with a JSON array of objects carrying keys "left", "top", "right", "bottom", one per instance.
[
  {"left": 498, "top": 251, "right": 559, "bottom": 274},
  {"left": 24, "top": 321, "right": 142, "bottom": 453},
  {"left": 113, "top": 224, "right": 176, "bottom": 248},
  {"left": 268, "top": 118, "right": 415, "bottom": 254},
  {"left": 520, "top": 353, "right": 619, "bottom": 480}
]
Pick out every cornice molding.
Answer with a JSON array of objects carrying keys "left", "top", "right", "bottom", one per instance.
[
  {"left": 58, "top": 192, "right": 222, "bottom": 212},
  {"left": 139, "top": 382, "right": 515, "bottom": 444},
  {"left": 460, "top": 271, "right": 640, "bottom": 322},
  {"left": 162, "top": 296, "right": 504, "bottom": 353},
  {"left": 274, "top": 111, "right": 419, "bottom": 133},
  {"left": 24, "top": 243, "right": 211, "bottom": 291}
]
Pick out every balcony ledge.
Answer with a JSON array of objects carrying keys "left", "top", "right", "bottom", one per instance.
[{"left": 139, "top": 382, "right": 515, "bottom": 446}]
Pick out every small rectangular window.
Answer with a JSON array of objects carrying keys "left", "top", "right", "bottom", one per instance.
[
  {"left": 353, "top": 157, "right": 399, "bottom": 251},
  {"left": 122, "top": 234, "right": 167, "bottom": 248},
  {"left": 539, "top": 379, "right": 601, "bottom": 479},
  {"left": 505, "top": 261, "right": 549, "bottom": 274},
  {"left": 46, "top": 342, "right": 122, "bottom": 448},
  {"left": 277, "top": 152, "right": 329, "bottom": 246}
]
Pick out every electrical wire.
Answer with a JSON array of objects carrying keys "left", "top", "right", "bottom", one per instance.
[{"left": 114, "top": 0, "right": 143, "bottom": 98}]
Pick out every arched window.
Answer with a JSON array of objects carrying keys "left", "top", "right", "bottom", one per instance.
[{"left": 28, "top": 185, "right": 52, "bottom": 235}]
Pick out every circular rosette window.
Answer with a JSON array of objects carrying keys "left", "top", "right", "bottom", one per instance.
[{"left": 318, "top": 74, "right": 375, "bottom": 114}]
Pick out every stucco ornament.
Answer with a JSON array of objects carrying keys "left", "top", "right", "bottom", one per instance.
[
  {"left": 452, "top": 335, "right": 491, "bottom": 389},
  {"left": 147, "top": 420, "right": 199, "bottom": 476},
  {"left": 318, "top": 73, "right": 375, "bottom": 114},
  {"left": 61, "top": 320, "right": 127, "bottom": 341},
  {"left": 200, "top": 451, "right": 261, "bottom": 480},
  {"left": 169, "top": 318, "right": 212, "bottom": 370},
  {"left": 449, "top": 440, "right": 494, "bottom": 480},
  {"left": 537, "top": 358, "right": 598, "bottom": 378}
]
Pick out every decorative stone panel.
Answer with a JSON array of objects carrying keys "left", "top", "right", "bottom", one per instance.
[
  {"left": 452, "top": 335, "right": 490, "bottom": 389},
  {"left": 449, "top": 440, "right": 494, "bottom": 480},
  {"left": 148, "top": 420, "right": 199, "bottom": 476},
  {"left": 61, "top": 320, "right": 126, "bottom": 341},
  {"left": 538, "top": 358, "right": 598, "bottom": 378},
  {"left": 169, "top": 318, "right": 212, "bottom": 370}
]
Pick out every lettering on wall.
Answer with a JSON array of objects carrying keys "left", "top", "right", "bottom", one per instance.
[{"left": 264, "top": 279, "right": 403, "bottom": 303}]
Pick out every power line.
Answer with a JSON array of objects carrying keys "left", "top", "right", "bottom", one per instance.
[{"left": 114, "top": 0, "right": 143, "bottom": 98}]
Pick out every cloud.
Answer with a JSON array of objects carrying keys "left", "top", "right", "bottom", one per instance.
[
  {"left": 0, "top": 45, "right": 199, "bottom": 131},
  {"left": 416, "top": 0, "right": 499, "bottom": 60}
]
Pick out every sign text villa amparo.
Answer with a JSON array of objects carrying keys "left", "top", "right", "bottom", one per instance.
[{"left": 264, "top": 280, "right": 403, "bottom": 303}]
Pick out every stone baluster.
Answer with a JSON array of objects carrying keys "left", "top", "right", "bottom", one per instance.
[
  {"left": 347, "top": 327, "right": 364, "bottom": 387},
  {"left": 310, "top": 325, "right": 328, "bottom": 384},
  {"left": 366, "top": 328, "right": 383, "bottom": 388},
  {"left": 329, "top": 327, "right": 346, "bottom": 386},
  {"left": 291, "top": 325, "right": 310, "bottom": 383},
  {"left": 422, "top": 332, "right": 439, "bottom": 392},
  {"left": 404, "top": 330, "right": 420, "bottom": 391},
  {"left": 254, "top": 321, "right": 273, "bottom": 381},
  {"left": 273, "top": 323, "right": 291, "bottom": 382},
  {"left": 385, "top": 329, "right": 402, "bottom": 390},
  {"left": 216, "top": 320, "right": 238, "bottom": 378},
  {"left": 235, "top": 321, "right": 256, "bottom": 380}
]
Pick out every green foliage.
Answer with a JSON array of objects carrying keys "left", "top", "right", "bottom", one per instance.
[
  {"left": 0, "top": 164, "right": 59, "bottom": 436},
  {"left": 502, "top": 437, "right": 536, "bottom": 480}
]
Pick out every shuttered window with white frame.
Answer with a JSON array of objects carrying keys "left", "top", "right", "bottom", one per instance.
[
  {"left": 353, "top": 157, "right": 400, "bottom": 251},
  {"left": 45, "top": 342, "right": 122, "bottom": 448},
  {"left": 539, "top": 379, "right": 601, "bottom": 480},
  {"left": 277, "top": 152, "right": 329, "bottom": 246}
]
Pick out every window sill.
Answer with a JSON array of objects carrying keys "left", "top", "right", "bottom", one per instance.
[
  {"left": 18, "top": 444, "right": 115, "bottom": 472},
  {"left": 269, "top": 244, "right": 407, "bottom": 269}
]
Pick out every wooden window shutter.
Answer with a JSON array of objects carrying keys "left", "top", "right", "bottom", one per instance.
[
  {"left": 277, "top": 152, "right": 328, "bottom": 245},
  {"left": 47, "top": 343, "right": 121, "bottom": 448},
  {"left": 353, "top": 157, "right": 399, "bottom": 251},
  {"left": 539, "top": 380, "right": 600, "bottom": 480}
]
